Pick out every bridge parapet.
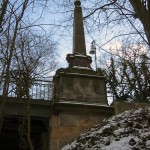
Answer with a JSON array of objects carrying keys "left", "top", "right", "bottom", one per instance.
[{"left": 0, "top": 76, "right": 54, "bottom": 100}]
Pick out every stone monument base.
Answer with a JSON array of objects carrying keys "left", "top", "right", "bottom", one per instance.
[
  {"left": 49, "top": 102, "right": 114, "bottom": 150},
  {"left": 53, "top": 67, "right": 107, "bottom": 104}
]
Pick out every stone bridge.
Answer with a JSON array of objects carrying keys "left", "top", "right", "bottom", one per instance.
[
  {"left": 0, "top": 75, "right": 114, "bottom": 150},
  {"left": 0, "top": 0, "right": 116, "bottom": 149},
  {"left": 0, "top": 78, "right": 53, "bottom": 149}
]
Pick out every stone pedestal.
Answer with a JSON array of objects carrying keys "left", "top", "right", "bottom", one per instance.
[
  {"left": 53, "top": 68, "right": 107, "bottom": 105},
  {"left": 49, "top": 103, "right": 114, "bottom": 150},
  {"left": 66, "top": 54, "right": 92, "bottom": 68}
]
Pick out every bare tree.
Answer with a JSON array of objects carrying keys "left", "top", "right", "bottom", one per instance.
[
  {"left": 10, "top": 29, "right": 57, "bottom": 98},
  {"left": 0, "top": 0, "right": 9, "bottom": 33},
  {"left": 80, "top": 0, "right": 150, "bottom": 47},
  {"left": 103, "top": 43, "right": 150, "bottom": 103},
  {"left": 48, "top": 0, "right": 150, "bottom": 51},
  {"left": 0, "top": 1, "right": 36, "bottom": 149},
  {"left": 0, "top": 1, "right": 58, "bottom": 149},
  {"left": 0, "top": 0, "right": 30, "bottom": 133}
]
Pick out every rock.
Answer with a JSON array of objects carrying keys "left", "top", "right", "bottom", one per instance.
[
  {"left": 62, "top": 108, "right": 150, "bottom": 150},
  {"left": 146, "top": 140, "right": 150, "bottom": 148},
  {"left": 129, "top": 138, "right": 136, "bottom": 146},
  {"left": 132, "top": 147, "right": 140, "bottom": 150},
  {"left": 115, "top": 138, "right": 120, "bottom": 141},
  {"left": 128, "top": 121, "right": 133, "bottom": 127},
  {"left": 134, "top": 123, "right": 142, "bottom": 129},
  {"left": 105, "top": 140, "right": 110, "bottom": 146},
  {"left": 120, "top": 123, "right": 128, "bottom": 128},
  {"left": 102, "top": 127, "right": 113, "bottom": 136}
]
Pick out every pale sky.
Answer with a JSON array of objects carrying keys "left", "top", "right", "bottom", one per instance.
[{"left": 25, "top": 0, "right": 147, "bottom": 75}]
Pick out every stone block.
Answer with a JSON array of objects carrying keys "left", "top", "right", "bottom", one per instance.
[
  {"left": 115, "top": 102, "right": 150, "bottom": 114},
  {"left": 59, "top": 113, "right": 77, "bottom": 127},
  {"left": 54, "top": 73, "right": 107, "bottom": 104},
  {"left": 50, "top": 116, "right": 58, "bottom": 128},
  {"left": 49, "top": 141, "right": 59, "bottom": 150},
  {"left": 50, "top": 129, "right": 59, "bottom": 140}
]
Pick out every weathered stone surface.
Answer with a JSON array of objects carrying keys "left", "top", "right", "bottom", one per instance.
[
  {"left": 115, "top": 102, "right": 150, "bottom": 114},
  {"left": 73, "top": 0, "right": 86, "bottom": 55},
  {"left": 49, "top": 115, "right": 58, "bottom": 128},
  {"left": 59, "top": 113, "right": 77, "bottom": 127},
  {"left": 49, "top": 114, "right": 102, "bottom": 149},
  {"left": 49, "top": 104, "right": 114, "bottom": 150},
  {"left": 49, "top": 141, "right": 58, "bottom": 150},
  {"left": 53, "top": 72, "right": 107, "bottom": 104},
  {"left": 66, "top": 54, "right": 92, "bottom": 68}
]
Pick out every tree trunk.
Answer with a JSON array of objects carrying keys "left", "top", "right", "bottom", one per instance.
[{"left": 129, "top": 0, "right": 150, "bottom": 46}]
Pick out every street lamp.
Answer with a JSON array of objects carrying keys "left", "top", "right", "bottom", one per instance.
[{"left": 89, "top": 40, "right": 97, "bottom": 70}]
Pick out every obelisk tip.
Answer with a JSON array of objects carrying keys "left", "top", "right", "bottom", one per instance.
[{"left": 74, "top": 0, "right": 81, "bottom": 6}]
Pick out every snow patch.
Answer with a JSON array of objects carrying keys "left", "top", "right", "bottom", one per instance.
[{"left": 61, "top": 107, "right": 150, "bottom": 150}]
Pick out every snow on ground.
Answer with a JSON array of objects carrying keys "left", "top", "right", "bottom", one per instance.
[{"left": 62, "top": 107, "right": 150, "bottom": 150}]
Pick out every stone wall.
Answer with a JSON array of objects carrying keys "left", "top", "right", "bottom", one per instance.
[
  {"left": 115, "top": 101, "right": 150, "bottom": 114},
  {"left": 49, "top": 103, "right": 114, "bottom": 150}
]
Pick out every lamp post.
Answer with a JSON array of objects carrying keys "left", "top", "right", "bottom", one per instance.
[{"left": 89, "top": 40, "right": 97, "bottom": 70}]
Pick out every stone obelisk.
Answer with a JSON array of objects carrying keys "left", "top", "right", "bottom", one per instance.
[
  {"left": 66, "top": 0, "right": 92, "bottom": 68},
  {"left": 50, "top": 1, "right": 114, "bottom": 150},
  {"left": 53, "top": 0, "right": 107, "bottom": 104}
]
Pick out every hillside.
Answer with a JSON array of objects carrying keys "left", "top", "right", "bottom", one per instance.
[{"left": 62, "top": 107, "right": 150, "bottom": 150}]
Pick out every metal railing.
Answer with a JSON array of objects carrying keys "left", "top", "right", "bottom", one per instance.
[{"left": 0, "top": 76, "right": 53, "bottom": 100}]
